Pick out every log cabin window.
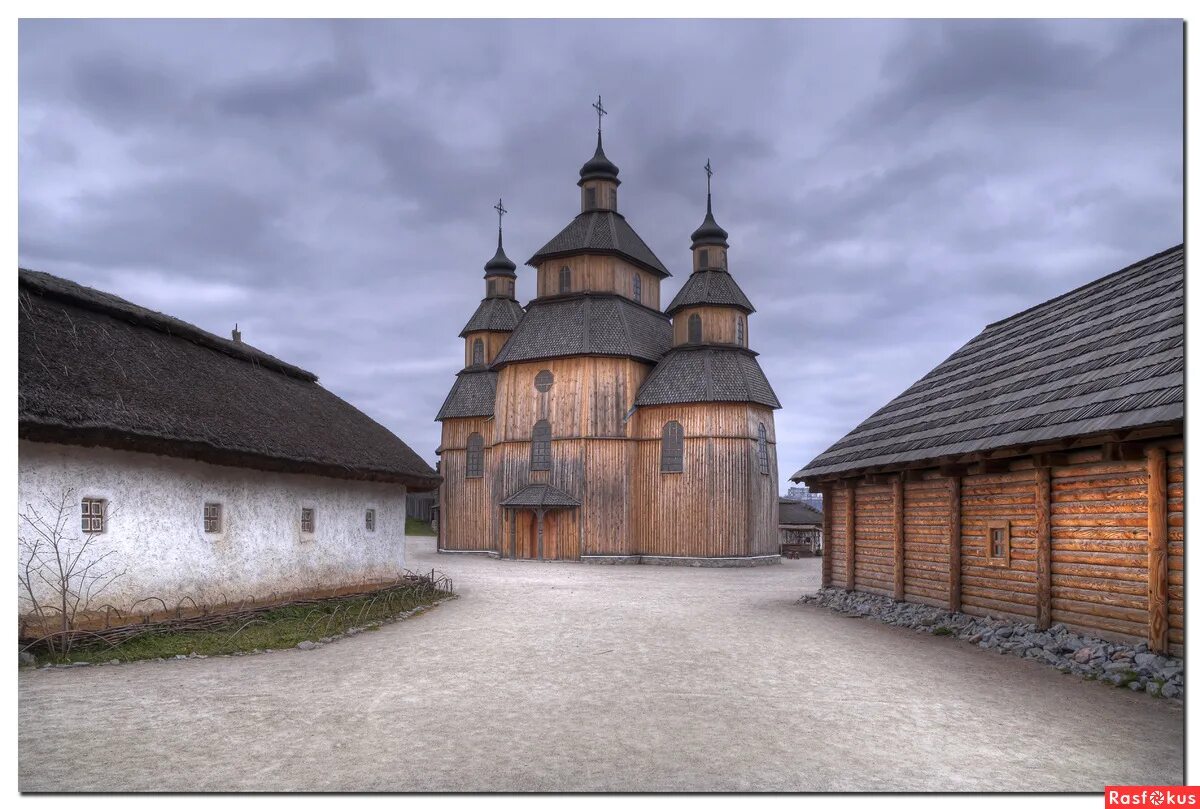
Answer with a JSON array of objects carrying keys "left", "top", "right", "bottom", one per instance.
[
  {"left": 756, "top": 423, "right": 769, "bottom": 474},
  {"left": 81, "top": 497, "right": 107, "bottom": 534},
  {"left": 986, "top": 520, "right": 1011, "bottom": 566},
  {"left": 699, "top": 249, "right": 710, "bottom": 269},
  {"left": 471, "top": 338, "right": 485, "bottom": 366},
  {"left": 559, "top": 266, "right": 572, "bottom": 294},
  {"left": 534, "top": 370, "right": 554, "bottom": 392},
  {"left": 633, "top": 274, "right": 642, "bottom": 304},
  {"left": 365, "top": 508, "right": 376, "bottom": 532},
  {"left": 736, "top": 317, "right": 745, "bottom": 346},
  {"left": 531, "top": 419, "right": 552, "bottom": 471},
  {"left": 301, "top": 507, "right": 315, "bottom": 533},
  {"left": 688, "top": 313, "right": 702, "bottom": 344},
  {"left": 661, "top": 420, "right": 684, "bottom": 472},
  {"left": 203, "top": 502, "right": 222, "bottom": 533},
  {"left": 466, "top": 433, "right": 484, "bottom": 478}
]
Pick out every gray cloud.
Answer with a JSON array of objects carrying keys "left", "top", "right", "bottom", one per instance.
[{"left": 18, "top": 18, "right": 1183, "bottom": 489}]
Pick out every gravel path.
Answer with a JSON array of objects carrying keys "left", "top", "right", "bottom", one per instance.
[{"left": 19, "top": 537, "right": 1183, "bottom": 792}]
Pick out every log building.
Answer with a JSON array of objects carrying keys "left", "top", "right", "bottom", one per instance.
[
  {"left": 793, "top": 245, "right": 1184, "bottom": 654},
  {"left": 436, "top": 115, "right": 781, "bottom": 565}
]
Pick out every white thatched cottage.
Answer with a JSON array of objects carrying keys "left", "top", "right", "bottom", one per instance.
[{"left": 17, "top": 269, "right": 441, "bottom": 624}]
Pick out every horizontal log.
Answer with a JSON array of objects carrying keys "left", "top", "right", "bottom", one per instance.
[
  {"left": 1051, "top": 550, "right": 1148, "bottom": 567},
  {"left": 1049, "top": 538, "right": 1147, "bottom": 554},
  {"left": 1051, "top": 526, "right": 1148, "bottom": 541},
  {"left": 1051, "top": 584, "right": 1147, "bottom": 611},
  {"left": 960, "top": 597, "right": 1037, "bottom": 620},
  {"left": 1053, "top": 573, "right": 1148, "bottom": 596},
  {"left": 1053, "top": 475, "right": 1148, "bottom": 493},
  {"left": 1052, "top": 611, "right": 1144, "bottom": 644},
  {"left": 1051, "top": 461, "right": 1147, "bottom": 478},
  {"left": 1050, "top": 562, "right": 1146, "bottom": 582}
]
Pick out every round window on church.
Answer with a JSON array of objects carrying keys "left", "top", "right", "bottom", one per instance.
[{"left": 534, "top": 370, "right": 554, "bottom": 392}]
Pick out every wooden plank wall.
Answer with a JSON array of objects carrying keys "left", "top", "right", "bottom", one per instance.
[
  {"left": 814, "top": 437, "right": 1184, "bottom": 653},
  {"left": 1050, "top": 457, "right": 1148, "bottom": 644},
  {"left": 961, "top": 470, "right": 1038, "bottom": 622},
  {"left": 1167, "top": 448, "right": 1184, "bottom": 655},
  {"left": 437, "top": 416, "right": 495, "bottom": 551},
  {"left": 902, "top": 477, "right": 952, "bottom": 607},
  {"left": 852, "top": 482, "right": 895, "bottom": 597}
]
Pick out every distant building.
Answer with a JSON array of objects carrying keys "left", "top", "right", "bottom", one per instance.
[
  {"left": 786, "top": 483, "right": 823, "bottom": 511},
  {"left": 17, "top": 269, "right": 440, "bottom": 623},
  {"left": 436, "top": 112, "right": 782, "bottom": 565},
  {"left": 779, "top": 498, "right": 823, "bottom": 557},
  {"left": 794, "top": 246, "right": 1183, "bottom": 655}
]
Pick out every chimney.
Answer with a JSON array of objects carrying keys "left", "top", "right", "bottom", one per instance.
[{"left": 232, "top": 323, "right": 242, "bottom": 343}]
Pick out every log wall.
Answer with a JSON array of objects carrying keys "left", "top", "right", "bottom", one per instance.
[
  {"left": 532, "top": 254, "right": 661, "bottom": 310},
  {"left": 670, "top": 305, "right": 748, "bottom": 347},
  {"left": 813, "top": 436, "right": 1184, "bottom": 652}
]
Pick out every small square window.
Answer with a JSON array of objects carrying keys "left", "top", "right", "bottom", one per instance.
[
  {"left": 365, "top": 509, "right": 376, "bottom": 532},
  {"left": 204, "top": 502, "right": 222, "bottom": 533},
  {"left": 985, "top": 520, "right": 1010, "bottom": 566},
  {"left": 81, "top": 498, "right": 106, "bottom": 534},
  {"left": 301, "top": 507, "right": 315, "bottom": 533}
]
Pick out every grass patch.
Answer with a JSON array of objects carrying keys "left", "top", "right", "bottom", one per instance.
[
  {"left": 932, "top": 626, "right": 953, "bottom": 636},
  {"left": 406, "top": 516, "right": 436, "bottom": 536},
  {"left": 28, "top": 583, "right": 450, "bottom": 667}
]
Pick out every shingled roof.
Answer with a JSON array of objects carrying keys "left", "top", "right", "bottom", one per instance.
[
  {"left": 664, "top": 269, "right": 755, "bottom": 316},
  {"left": 459, "top": 297, "right": 525, "bottom": 336},
  {"left": 794, "top": 244, "right": 1184, "bottom": 481},
  {"left": 19, "top": 268, "right": 441, "bottom": 490},
  {"left": 634, "top": 345, "right": 781, "bottom": 408},
  {"left": 779, "top": 499, "right": 823, "bottom": 527},
  {"left": 492, "top": 294, "right": 672, "bottom": 368},
  {"left": 436, "top": 369, "right": 498, "bottom": 421},
  {"left": 500, "top": 482, "right": 581, "bottom": 509},
  {"left": 528, "top": 211, "right": 671, "bottom": 277}
]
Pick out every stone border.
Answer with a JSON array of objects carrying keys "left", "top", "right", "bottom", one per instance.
[
  {"left": 26, "top": 594, "right": 458, "bottom": 671},
  {"left": 801, "top": 588, "right": 1184, "bottom": 700}
]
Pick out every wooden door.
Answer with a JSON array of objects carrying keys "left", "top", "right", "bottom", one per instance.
[{"left": 514, "top": 512, "right": 538, "bottom": 560}]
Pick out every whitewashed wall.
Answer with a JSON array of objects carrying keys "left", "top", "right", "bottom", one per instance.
[{"left": 17, "top": 440, "right": 409, "bottom": 615}]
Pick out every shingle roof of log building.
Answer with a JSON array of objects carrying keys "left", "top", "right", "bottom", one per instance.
[
  {"left": 795, "top": 244, "right": 1184, "bottom": 480},
  {"left": 19, "top": 268, "right": 441, "bottom": 490}
]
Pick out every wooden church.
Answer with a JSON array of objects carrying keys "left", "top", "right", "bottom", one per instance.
[{"left": 436, "top": 107, "right": 781, "bottom": 565}]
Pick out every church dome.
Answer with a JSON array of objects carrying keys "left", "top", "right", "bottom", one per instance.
[{"left": 578, "top": 133, "right": 621, "bottom": 185}]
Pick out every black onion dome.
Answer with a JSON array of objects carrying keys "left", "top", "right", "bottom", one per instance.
[
  {"left": 578, "top": 133, "right": 620, "bottom": 185},
  {"left": 483, "top": 232, "right": 517, "bottom": 277},
  {"left": 690, "top": 196, "right": 729, "bottom": 248}
]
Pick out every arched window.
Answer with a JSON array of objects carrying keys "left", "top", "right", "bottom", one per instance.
[
  {"left": 559, "top": 266, "right": 572, "bottom": 294},
  {"left": 472, "top": 338, "right": 484, "bottom": 366},
  {"left": 687, "top": 313, "right": 702, "bottom": 344},
  {"left": 736, "top": 317, "right": 745, "bottom": 347},
  {"left": 661, "top": 420, "right": 684, "bottom": 473},
  {"left": 757, "top": 422, "right": 770, "bottom": 474},
  {"left": 466, "top": 433, "right": 484, "bottom": 478},
  {"left": 531, "top": 419, "right": 551, "bottom": 471},
  {"left": 632, "top": 274, "right": 642, "bottom": 304}
]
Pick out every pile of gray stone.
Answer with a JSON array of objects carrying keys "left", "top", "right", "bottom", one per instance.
[{"left": 801, "top": 587, "right": 1183, "bottom": 700}]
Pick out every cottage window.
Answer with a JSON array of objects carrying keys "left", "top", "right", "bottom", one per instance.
[
  {"left": 466, "top": 433, "right": 484, "bottom": 478},
  {"left": 736, "top": 317, "right": 745, "bottom": 347},
  {"left": 661, "top": 420, "right": 684, "bottom": 473},
  {"left": 534, "top": 369, "right": 554, "bottom": 392},
  {"left": 688, "top": 313, "right": 702, "bottom": 344},
  {"left": 203, "top": 502, "right": 222, "bottom": 533},
  {"left": 472, "top": 338, "right": 485, "bottom": 366},
  {"left": 365, "top": 508, "right": 376, "bottom": 532},
  {"left": 757, "top": 423, "right": 769, "bottom": 474},
  {"left": 81, "top": 498, "right": 106, "bottom": 534},
  {"left": 699, "top": 249, "right": 709, "bottom": 269},
  {"left": 531, "top": 419, "right": 551, "bottom": 471},
  {"left": 559, "top": 266, "right": 572, "bottom": 294},
  {"left": 301, "top": 507, "right": 315, "bottom": 533},
  {"left": 632, "top": 274, "right": 642, "bottom": 304},
  {"left": 986, "top": 520, "right": 1011, "bottom": 566}
]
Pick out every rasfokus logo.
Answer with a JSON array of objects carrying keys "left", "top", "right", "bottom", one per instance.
[{"left": 1107, "top": 787, "right": 1198, "bottom": 807}]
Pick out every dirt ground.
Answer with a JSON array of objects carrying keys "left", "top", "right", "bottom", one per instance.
[{"left": 18, "top": 536, "right": 1184, "bottom": 792}]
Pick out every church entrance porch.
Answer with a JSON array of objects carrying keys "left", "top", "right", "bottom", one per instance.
[{"left": 499, "top": 483, "right": 581, "bottom": 561}]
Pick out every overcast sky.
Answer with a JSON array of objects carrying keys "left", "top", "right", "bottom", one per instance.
[{"left": 18, "top": 19, "right": 1182, "bottom": 491}]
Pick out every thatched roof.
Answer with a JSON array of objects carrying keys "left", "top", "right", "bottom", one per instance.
[
  {"left": 19, "top": 268, "right": 441, "bottom": 490},
  {"left": 794, "top": 244, "right": 1184, "bottom": 481}
]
